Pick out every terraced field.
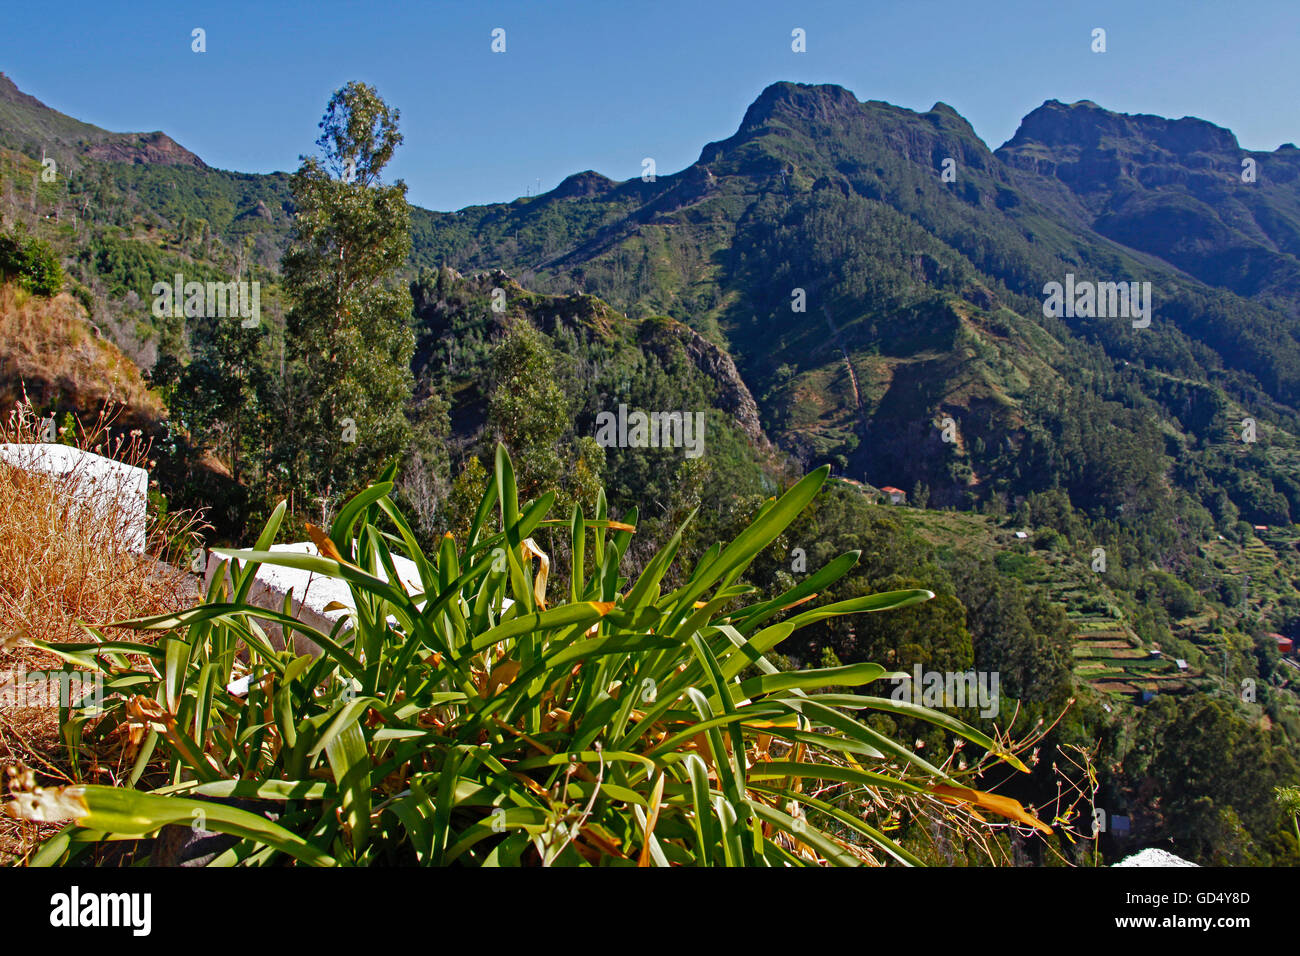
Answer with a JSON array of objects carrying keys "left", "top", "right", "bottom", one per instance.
[
  {"left": 862, "top": 500, "right": 1300, "bottom": 716},
  {"left": 1036, "top": 552, "right": 1201, "bottom": 703},
  {"left": 895, "top": 507, "right": 1207, "bottom": 704}
]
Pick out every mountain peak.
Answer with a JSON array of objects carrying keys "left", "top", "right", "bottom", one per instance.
[
  {"left": 738, "top": 82, "right": 862, "bottom": 130},
  {"left": 925, "top": 101, "right": 981, "bottom": 139},
  {"left": 88, "top": 130, "right": 207, "bottom": 168},
  {"left": 552, "top": 169, "right": 615, "bottom": 199},
  {"left": 0, "top": 71, "right": 49, "bottom": 110},
  {"left": 0, "top": 72, "right": 206, "bottom": 169},
  {"left": 1004, "top": 98, "right": 1240, "bottom": 156}
]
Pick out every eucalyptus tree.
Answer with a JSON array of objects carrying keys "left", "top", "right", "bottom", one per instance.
[{"left": 280, "top": 82, "right": 415, "bottom": 519}]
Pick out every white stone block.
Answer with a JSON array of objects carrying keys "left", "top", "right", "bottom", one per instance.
[
  {"left": 203, "top": 542, "right": 426, "bottom": 657},
  {"left": 1113, "top": 848, "right": 1199, "bottom": 867},
  {"left": 0, "top": 442, "right": 148, "bottom": 553}
]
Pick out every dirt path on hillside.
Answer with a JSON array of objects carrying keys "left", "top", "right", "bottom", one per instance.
[{"left": 822, "top": 305, "right": 867, "bottom": 432}]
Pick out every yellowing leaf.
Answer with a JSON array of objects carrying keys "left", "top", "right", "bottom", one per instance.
[
  {"left": 3, "top": 775, "right": 89, "bottom": 823},
  {"left": 306, "top": 523, "right": 354, "bottom": 567},
  {"left": 521, "top": 537, "right": 550, "bottom": 609},
  {"left": 483, "top": 660, "right": 521, "bottom": 699},
  {"left": 638, "top": 772, "right": 666, "bottom": 867},
  {"left": 928, "top": 784, "right": 1052, "bottom": 834}
]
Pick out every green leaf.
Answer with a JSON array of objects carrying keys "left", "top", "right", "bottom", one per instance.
[
  {"left": 782, "top": 589, "right": 935, "bottom": 631},
  {"left": 331, "top": 482, "right": 395, "bottom": 554},
  {"left": 731, "top": 663, "right": 886, "bottom": 701},
  {"left": 325, "top": 718, "right": 371, "bottom": 858},
  {"left": 23, "top": 784, "right": 335, "bottom": 866}
]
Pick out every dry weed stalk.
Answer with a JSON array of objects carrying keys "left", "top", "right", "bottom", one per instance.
[{"left": 0, "top": 395, "right": 205, "bottom": 864}]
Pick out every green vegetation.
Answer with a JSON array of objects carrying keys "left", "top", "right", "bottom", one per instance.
[
  {"left": 1123, "top": 696, "right": 1299, "bottom": 865},
  {"left": 278, "top": 82, "right": 416, "bottom": 515},
  {"left": 406, "top": 267, "right": 780, "bottom": 571},
  {"left": 10, "top": 448, "right": 1046, "bottom": 866},
  {"left": 0, "top": 218, "right": 62, "bottom": 295},
  {"left": 4, "top": 74, "right": 1300, "bottom": 865}
]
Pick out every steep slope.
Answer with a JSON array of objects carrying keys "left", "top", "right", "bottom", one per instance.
[
  {"left": 407, "top": 266, "right": 785, "bottom": 549},
  {"left": 0, "top": 282, "right": 164, "bottom": 430},
  {"left": 0, "top": 71, "right": 206, "bottom": 170},
  {"left": 6, "top": 74, "right": 1300, "bottom": 525},
  {"left": 409, "top": 83, "right": 1300, "bottom": 514},
  {"left": 411, "top": 266, "right": 774, "bottom": 450}
]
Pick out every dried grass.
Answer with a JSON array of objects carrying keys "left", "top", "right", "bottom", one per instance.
[
  {"left": 0, "top": 283, "right": 164, "bottom": 421},
  {"left": 0, "top": 395, "right": 205, "bottom": 865}
]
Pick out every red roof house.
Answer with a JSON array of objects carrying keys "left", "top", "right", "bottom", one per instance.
[{"left": 879, "top": 486, "right": 906, "bottom": 505}]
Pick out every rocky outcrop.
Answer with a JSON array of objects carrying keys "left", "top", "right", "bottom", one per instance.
[
  {"left": 0, "top": 72, "right": 206, "bottom": 169},
  {"left": 85, "top": 131, "right": 206, "bottom": 168},
  {"left": 639, "top": 319, "right": 770, "bottom": 447},
  {"left": 735, "top": 82, "right": 865, "bottom": 134},
  {"left": 997, "top": 98, "right": 1300, "bottom": 301}
]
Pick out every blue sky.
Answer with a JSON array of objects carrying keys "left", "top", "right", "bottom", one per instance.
[{"left": 1, "top": 0, "right": 1295, "bottom": 211}]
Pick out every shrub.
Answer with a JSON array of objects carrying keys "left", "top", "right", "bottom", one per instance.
[
  {"left": 1033, "top": 528, "right": 1063, "bottom": 551},
  {"left": 5, "top": 446, "right": 1044, "bottom": 866},
  {"left": 0, "top": 227, "right": 64, "bottom": 297},
  {"left": 70, "top": 283, "right": 95, "bottom": 317}
]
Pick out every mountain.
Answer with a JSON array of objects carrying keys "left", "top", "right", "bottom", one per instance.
[
  {"left": 405, "top": 83, "right": 1300, "bottom": 521},
  {"left": 0, "top": 71, "right": 205, "bottom": 169},
  {"left": 4, "top": 72, "right": 1300, "bottom": 866},
  {"left": 998, "top": 98, "right": 1300, "bottom": 307},
  {"left": 0, "top": 71, "right": 294, "bottom": 297},
  {"left": 7, "top": 74, "right": 1300, "bottom": 527}
]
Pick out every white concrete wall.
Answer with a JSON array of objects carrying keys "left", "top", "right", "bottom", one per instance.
[
  {"left": 0, "top": 442, "right": 148, "bottom": 553},
  {"left": 203, "top": 542, "right": 426, "bottom": 657}
]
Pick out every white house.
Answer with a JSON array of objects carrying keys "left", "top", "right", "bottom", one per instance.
[{"left": 879, "top": 486, "right": 907, "bottom": 505}]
